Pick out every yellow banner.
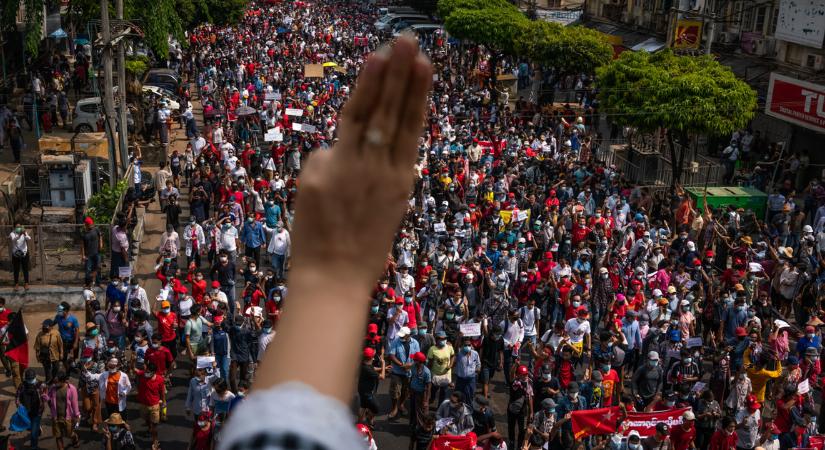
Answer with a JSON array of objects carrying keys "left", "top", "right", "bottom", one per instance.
[{"left": 673, "top": 20, "right": 703, "bottom": 49}]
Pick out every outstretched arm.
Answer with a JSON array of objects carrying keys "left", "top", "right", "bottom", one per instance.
[{"left": 253, "top": 35, "right": 432, "bottom": 404}]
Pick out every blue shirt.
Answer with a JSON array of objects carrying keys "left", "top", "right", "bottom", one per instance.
[
  {"left": 722, "top": 306, "right": 748, "bottom": 340},
  {"left": 54, "top": 314, "right": 79, "bottom": 342},
  {"left": 387, "top": 337, "right": 420, "bottom": 377},
  {"left": 797, "top": 335, "right": 821, "bottom": 357},
  {"left": 240, "top": 221, "right": 266, "bottom": 248},
  {"left": 454, "top": 348, "right": 481, "bottom": 378},
  {"left": 621, "top": 319, "right": 642, "bottom": 350},
  {"left": 264, "top": 204, "right": 282, "bottom": 228},
  {"left": 410, "top": 365, "right": 432, "bottom": 392}
]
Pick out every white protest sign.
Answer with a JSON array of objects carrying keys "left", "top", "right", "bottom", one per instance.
[
  {"left": 292, "top": 122, "right": 303, "bottom": 131},
  {"left": 433, "top": 223, "right": 446, "bottom": 233},
  {"left": 459, "top": 322, "right": 482, "bottom": 337},
  {"left": 196, "top": 356, "right": 215, "bottom": 369},
  {"left": 118, "top": 266, "right": 131, "bottom": 278},
  {"left": 516, "top": 210, "right": 528, "bottom": 222},
  {"left": 265, "top": 130, "right": 283, "bottom": 142},
  {"left": 799, "top": 379, "right": 811, "bottom": 394},
  {"left": 285, "top": 108, "right": 304, "bottom": 117},
  {"left": 301, "top": 124, "right": 317, "bottom": 133},
  {"left": 687, "top": 337, "right": 703, "bottom": 348},
  {"left": 265, "top": 92, "right": 281, "bottom": 100},
  {"left": 691, "top": 381, "right": 706, "bottom": 393}
]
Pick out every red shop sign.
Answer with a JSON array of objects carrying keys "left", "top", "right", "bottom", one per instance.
[{"left": 766, "top": 72, "right": 825, "bottom": 134}]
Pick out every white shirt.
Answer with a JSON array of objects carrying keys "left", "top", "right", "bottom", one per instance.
[
  {"left": 564, "top": 317, "right": 591, "bottom": 344},
  {"left": 521, "top": 306, "right": 540, "bottom": 337},
  {"left": 265, "top": 227, "right": 291, "bottom": 256},
  {"left": 212, "top": 127, "right": 224, "bottom": 145},
  {"left": 500, "top": 319, "right": 524, "bottom": 349},
  {"left": 219, "top": 226, "right": 239, "bottom": 252},
  {"left": 9, "top": 231, "right": 30, "bottom": 255},
  {"left": 258, "top": 331, "right": 276, "bottom": 360}
]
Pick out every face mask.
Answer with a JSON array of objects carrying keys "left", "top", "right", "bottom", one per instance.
[
  {"left": 247, "top": 217, "right": 254, "bottom": 223},
  {"left": 249, "top": 266, "right": 257, "bottom": 272},
  {"left": 601, "top": 364, "right": 610, "bottom": 372},
  {"left": 370, "top": 306, "right": 379, "bottom": 314},
  {"left": 445, "top": 313, "right": 455, "bottom": 320},
  {"left": 771, "top": 435, "right": 779, "bottom": 440},
  {"left": 145, "top": 372, "right": 155, "bottom": 378},
  {"left": 107, "top": 347, "right": 116, "bottom": 353},
  {"left": 197, "top": 421, "right": 208, "bottom": 428},
  {"left": 577, "top": 318, "right": 585, "bottom": 324},
  {"left": 542, "top": 373, "right": 551, "bottom": 381},
  {"left": 108, "top": 426, "right": 119, "bottom": 433},
  {"left": 684, "top": 358, "right": 692, "bottom": 364},
  {"left": 665, "top": 401, "right": 675, "bottom": 407},
  {"left": 648, "top": 360, "right": 658, "bottom": 367},
  {"left": 263, "top": 327, "right": 272, "bottom": 333},
  {"left": 572, "top": 301, "right": 581, "bottom": 308},
  {"left": 151, "top": 343, "right": 160, "bottom": 349},
  {"left": 437, "top": 340, "right": 446, "bottom": 348},
  {"left": 113, "top": 307, "right": 121, "bottom": 313},
  {"left": 162, "top": 308, "right": 171, "bottom": 314},
  {"left": 629, "top": 444, "right": 641, "bottom": 450},
  {"left": 808, "top": 334, "right": 815, "bottom": 339},
  {"left": 737, "top": 305, "right": 746, "bottom": 312},
  {"left": 568, "top": 392, "right": 578, "bottom": 400},
  {"left": 405, "top": 297, "right": 412, "bottom": 304},
  {"left": 220, "top": 256, "right": 228, "bottom": 263},
  {"left": 462, "top": 345, "right": 472, "bottom": 353}
]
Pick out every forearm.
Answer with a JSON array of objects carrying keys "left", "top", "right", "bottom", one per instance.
[{"left": 253, "top": 268, "right": 372, "bottom": 404}]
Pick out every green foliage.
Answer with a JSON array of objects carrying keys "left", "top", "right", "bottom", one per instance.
[
  {"left": 86, "top": 179, "right": 127, "bottom": 224},
  {"left": 596, "top": 50, "right": 757, "bottom": 137},
  {"left": 444, "top": 6, "right": 529, "bottom": 55},
  {"left": 438, "top": 0, "right": 611, "bottom": 74},
  {"left": 124, "top": 58, "right": 148, "bottom": 76}
]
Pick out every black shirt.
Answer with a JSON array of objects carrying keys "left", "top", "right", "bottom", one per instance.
[
  {"left": 480, "top": 336, "right": 504, "bottom": 367},
  {"left": 472, "top": 408, "right": 496, "bottom": 436},
  {"left": 357, "top": 362, "right": 379, "bottom": 395},
  {"left": 82, "top": 227, "right": 101, "bottom": 257}
]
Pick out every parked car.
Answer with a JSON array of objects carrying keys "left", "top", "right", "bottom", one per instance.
[
  {"left": 390, "top": 18, "right": 438, "bottom": 34},
  {"left": 378, "top": 6, "right": 419, "bottom": 15},
  {"left": 71, "top": 97, "right": 133, "bottom": 133},
  {"left": 375, "top": 14, "right": 430, "bottom": 31},
  {"left": 142, "top": 68, "right": 182, "bottom": 95},
  {"left": 140, "top": 85, "right": 181, "bottom": 110},
  {"left": 393, "top": 23, "right": 444, "bottom": 37}
]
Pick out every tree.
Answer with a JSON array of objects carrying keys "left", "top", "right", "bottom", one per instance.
[
  {"left": 596, "top": 50, "right": 758, "bottom": 186},
  {"left": 1, "top": 0, "right": 45, "bottom": 57}
]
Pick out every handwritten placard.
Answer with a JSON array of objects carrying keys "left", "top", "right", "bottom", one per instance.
[
  {"left": 285, "top": 108, "right": 304, "bottom": 117},
  {"left": 799, "top": 379, "right": 811, "bottom": 395},
  {"left": 118, "top": 266, "right": 131, "bottom": 278},
  {"left": 433, "top": 223, "right": 446, "bottom": 233},
  {"left": 687, "top": 337, "right": 703, "bottom": 348},
  {"left": 459, "top": 322, "right": 482, "bottom": 337}
]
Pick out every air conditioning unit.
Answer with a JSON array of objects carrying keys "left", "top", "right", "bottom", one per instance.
[
  {"left": 717, "top": 31, "right": 738, "bottom": 44},
  {"left": 752, "top": 38, "right": 766, "bottom": 55},
  {"left": 805, "top": 53, "right": 825, "bottom": 70}
]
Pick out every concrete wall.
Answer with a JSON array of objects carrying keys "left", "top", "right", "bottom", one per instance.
[{"left": 0, "top": 285, "right": 100, "bottom": 312}]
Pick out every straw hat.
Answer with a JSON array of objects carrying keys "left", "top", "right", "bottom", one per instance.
[{"left": 105, "top": 412, "right": 125, "bottom": 426}]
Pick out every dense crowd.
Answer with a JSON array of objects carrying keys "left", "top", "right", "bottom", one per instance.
[{"left": 2, "top": 0, "right": 823, "bottom": 449}]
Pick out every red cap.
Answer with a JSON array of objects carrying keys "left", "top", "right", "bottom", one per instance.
[
  {"left": 421, "top": 169, "right": 429, "bottom": 175},
  {"left": 806, "top": 325, "right": 816, "bottom": 333},
  {"left": 735, "top": 326, "right": 747, "bottom": 337},
  {"left": 693, "top": 258, "right": 702, "bottom": 266},
  {"left": 442, "top": 167, "right": 449, "bottom": 172},
  {"left": 705, "top": 250, "right": 714, "bottom": 257},
  {"left": 395, "top": 296, "right": 404, "bottom": 304},
  {"left": 469, "top": 203, "right": 476, "bottom": 208},
  {"left": 472, "top": 138, "right": 479, "bottom": 143},
  {"left": 211, "top": 281, "right": 221, "bottom": 289},
  {"left": 214, "top": 314, "right": 224, "bottom": 325},
  {"left": 84, "top": 216, "right": 94, "bottom": 225},
  {"left": 577, "top": 306, "right": 590, "bottom": 316},
  {"left": 549, "top": 189, "right": 557, "bottom": 196},
  {"left": 363, "top": 347, "right": 376, "bottom": 359},
  {"left": 367, "top": 323, "right": 378, "bottom": 333},
  {"left": 81, "top": 347, "right": 94, "bottom": 359},
  {"left": 516, "top": 365, "right": 529, "bottom": 376},
  {"left": 412, "top": 352, "right": 427, "bottom": 363},
  {"left": 508, "top": 192, "right": 515, "bottom": 198},
  {"left": 544, "top": 251, "right": 553, "bottom": 260}
]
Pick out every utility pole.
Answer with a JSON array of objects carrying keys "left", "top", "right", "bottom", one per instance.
[
  {"left": 116, "top": 0, "right": 129, "bottom": 170},
  {"left": 101, "top": 0, "right": 118, "bottom": 186},
  {"left": 706, "top": 12, "right": 716, "bottom": 55}
]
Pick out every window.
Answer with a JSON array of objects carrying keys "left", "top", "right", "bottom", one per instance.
[
  {"left": 742, "top": 7, "right": 753, "bottom": 31},
  {"left": 754, "top": 6, "right": 766, "bottom": 32},
  {"left": 769, "top": 6, "right": 778, "bottom": 35}
]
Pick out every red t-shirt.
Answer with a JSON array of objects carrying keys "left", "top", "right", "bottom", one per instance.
[
  {"left": 156, "top": 311, "right": 178, "bottom": 342},
  {"left": 192, "top": 424, "right": 213, "bottom": 450},
  {"left": 135, "top": 370, "right": 165, "bottom": 406},
  {"left": 671, "top": 424, "right": 696, "bottom": 450},
  {"left": 558, "top": 360, "right": 574, "bottom": 388},
  {"left": 601, "top": 369, "right": 620, "bottom": 407},
  {"left": 145, "top": 345, "right": 174, "bottom": 375},
  {"left": 0, "top": 309, "right": 11, "bottom": 328},
  {"left": 709, "top": 430, "right": 737, "bottom": 450}
]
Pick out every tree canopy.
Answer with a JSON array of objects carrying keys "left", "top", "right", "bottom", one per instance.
[
  {"left": 438, "top": 0, "right": 611, "bottom": 76},
  {"left": 595, "top": 50, "right": 757, "bottom": 137}
]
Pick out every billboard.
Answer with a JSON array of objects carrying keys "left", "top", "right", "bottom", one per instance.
[
  {"left": 765, "top": 72, "right": 825, "bottom": 134},
  {"left": 775, "top": 0, "right": 825, "bottom": 49},
  {"left": 673, "top": 20, "right": 703, "bottom": 49}
]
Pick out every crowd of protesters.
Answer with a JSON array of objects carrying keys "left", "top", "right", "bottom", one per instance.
[{"left": 3, "top": 0, "right": 824, "bottom": 449}]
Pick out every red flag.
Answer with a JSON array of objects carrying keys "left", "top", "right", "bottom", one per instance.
[
  {"left": 4, "top": 311, "right": 29, "bottom": 368},
  {"left": 619, "top": 408, "right": 691, "bottom": 437},
  {"left": 572, "top": 406, "right": 621, "bottom": 439},
  {"left": 430, "top": 432, "right": 477, "bottom": 450}
]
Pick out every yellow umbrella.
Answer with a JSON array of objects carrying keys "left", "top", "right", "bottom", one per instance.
[{"left": 322, "top": 62, "right": 338, "bottom": 67}]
